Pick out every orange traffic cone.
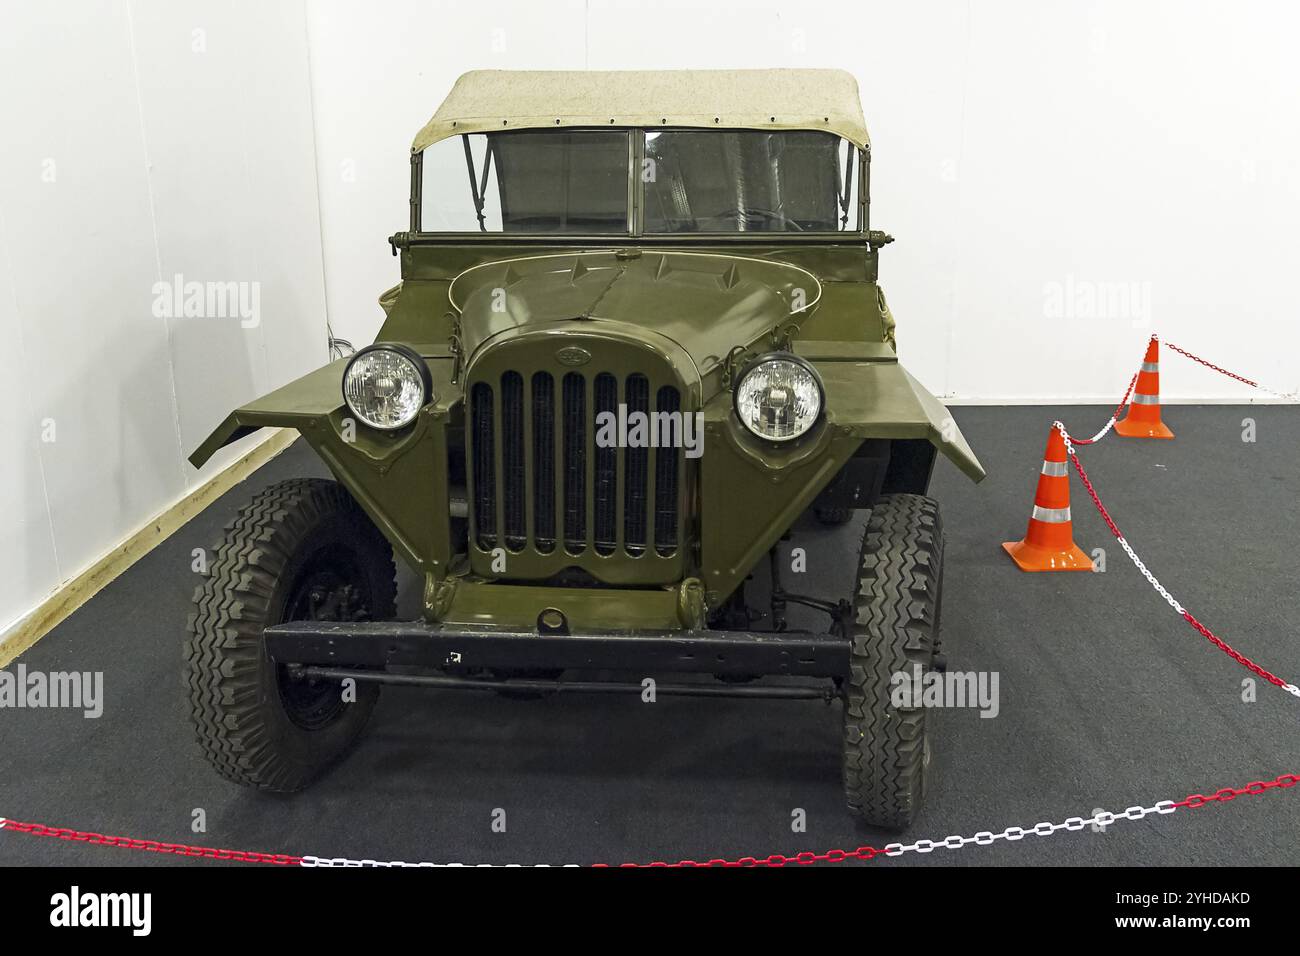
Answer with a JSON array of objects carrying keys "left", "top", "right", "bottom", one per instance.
[
  {"left": 1002, "top": 427, "right": 1093, "bottom": 572},
  {"left": 1115, "top": 337, "right": 1174, "bottom": 439}
]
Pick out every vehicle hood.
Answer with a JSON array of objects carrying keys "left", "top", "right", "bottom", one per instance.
[{"left": 448, "top": 250, "right": 821, "bottom": 378}]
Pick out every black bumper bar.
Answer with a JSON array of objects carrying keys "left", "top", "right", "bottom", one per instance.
[{"left": 264, "top": 620, "right": 848, "bottom": 679}]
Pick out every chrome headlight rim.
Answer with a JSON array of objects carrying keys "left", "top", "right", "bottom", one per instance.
[
  {"left": 341, "top": 343, "right": 433, "bottom": 432},
  {"left": 731, "top": 351, "right": 825, "bottom": 444}
]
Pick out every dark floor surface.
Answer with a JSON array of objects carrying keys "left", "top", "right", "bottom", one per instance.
[{"left": 1, "top": 406, "right": 1296, "bottom": 866}]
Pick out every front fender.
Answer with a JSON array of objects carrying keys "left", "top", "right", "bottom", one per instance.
[
  {"left": 188, "top": 359, "right": 350, "bottom": 468},
  {"left": 812, "top": 353, "right": 986, "bottom": 483},
  {"left": 188, "top": 351, "right": 461, "bottom": 581},
  {"left": 698, "top": 345, "right": 983, "bottom": 606}
]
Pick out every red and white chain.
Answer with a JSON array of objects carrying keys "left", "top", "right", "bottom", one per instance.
[
  {"left": 1072, "top": 370, "right": 1138, "bottom": 446},
  {"left": 5, "top": 774, "right": 1296, "bottom": 866},
  {"left": 1068, "top": 335, "right": 1296, "bottom": 451},
  {"left": 1165, "top": 340, "right": 1299, "bottom": 402},
  {"left": 593, "top": 776, "right": 1295, "bottom": 863},
  {"left": 1054, "top": 420, "right": 1300, "bottom": 699}
]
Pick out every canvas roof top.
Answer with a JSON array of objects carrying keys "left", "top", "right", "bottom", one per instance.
[{"left": 412, "top": 68, "right": 869, "bottom": 151}]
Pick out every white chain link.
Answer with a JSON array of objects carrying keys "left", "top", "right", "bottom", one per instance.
[
  {"left": 298, "top": 799, "right": 1183, "bottom": 866},
  {"left": 881, "top": 801, "right": 1178, "bottom": 857},
  {"left": 1267, "top": 387, "right": 1296, "bottom": 401},
  {"left": 1088, "top": 417, "right": 1119, "bottom": 444},
  {"left": 1055, "top": 421, "right": 1300, "bottom": 703},
  {"left": 1068, "top": 367, "right": 1139, "bottom": 446},
  {"left": 1247, "top": 382, "right": 1299, "bottom": 401},
  {"left": 1078, "top": 414, "right": 1121, "bottom": 445},
  {"left": 1067, "top": 335, "right": 1297, "bottom": 452},
  {"left": 1055, "top": 421, "right": 1186, "bottom": 616},
  {"left": 9, "top": 793, "right": 1292, "bottom": 867},
  {"left": 1113, "top": 534, "right": 1185, "bottom": 615},
  {"left": 1054, "top": 420, "right": 1073, "bottom": 454}
]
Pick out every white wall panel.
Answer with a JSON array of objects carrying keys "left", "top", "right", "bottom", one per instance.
[
  {"left": 128, "top": 0, "right": 330, "bottom": 460},
  {"left": 309, "top": 0, "right": 1300, "bottom": 400},
  {"left": 0, "top": 208, "right": 62, "bottom": 632},
  {"left": 0, "top": 0, "right": 328, "bottom": 637},
  {"left": 0, "top": 1, "right": 188, "bottom": 630}
]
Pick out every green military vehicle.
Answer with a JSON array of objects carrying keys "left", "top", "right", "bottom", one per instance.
[{"left": 186, "top": 69, "right": 984, "bottom": 830}]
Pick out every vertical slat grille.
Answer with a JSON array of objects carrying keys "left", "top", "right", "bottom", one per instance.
[
  {"left": 531, "top": 372, "right": 556, "bottom": 552},
  {"left": 654, "top": 385, "right": 680, "bottom": 556},
  {"left": 500, "top": 371, "right": 525, "bottom": 550},
  {"left": 562, "top": 372, "right": 587, "bottom": 552},
  {"left": 593, "top": 373, "right": 618, "bottom": 555},
  {"left": 623, "top": 374, "right": 650, "bottom": 554},
  {"left": 470, "top": 368, "right": 682, "bottom": 564},
  {"left": 470, "top": 382, "right": 496, "bottom": 550}
]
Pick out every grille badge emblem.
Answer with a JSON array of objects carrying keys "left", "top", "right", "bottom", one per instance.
[{"left": 556, "top": 346, "right": 591, "bottom": 367}]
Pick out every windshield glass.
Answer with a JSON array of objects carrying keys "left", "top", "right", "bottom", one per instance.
[
  {"left": 422, "top": 130, "right": 630, "bottom": 234},
  {"left": 644, "top": 130, "right": 854, "bottom": 233},
  {"left": 418, "top": 129, "right": 858, "bottom": 235}
]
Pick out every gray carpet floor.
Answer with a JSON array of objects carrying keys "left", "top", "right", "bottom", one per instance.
[{"left": 1, "top": 405, "right": 1296, "bottom": 866}]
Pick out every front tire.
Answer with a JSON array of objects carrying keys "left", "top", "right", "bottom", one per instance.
[
  {"left": 841, "top": 493, "right": 944, "bottom": 830},
  {"left": 185, "top": 478, "right": 396, "bottom": 791}
]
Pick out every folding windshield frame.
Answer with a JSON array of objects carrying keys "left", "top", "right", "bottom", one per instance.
[{"left": 409, "top": 127, "right": 869, "bottom": 241}]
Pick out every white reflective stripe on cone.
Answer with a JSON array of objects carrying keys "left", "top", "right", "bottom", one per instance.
[
  {"left": 1131, "top": 392, "right": 1161, "bottom": 404},
  {"left": 1040, "top": 460, "right": 1068, "bottom": 477},
  {"left": 1141, "top": 362, "right": 1160, "bottom": 373},
  {"left": 1031, "top": 505, "right": 1071, "bottom": 523}
]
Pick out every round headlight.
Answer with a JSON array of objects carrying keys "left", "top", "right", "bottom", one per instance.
[
  {"left": 733, "top": 354, "right": 824, "bottom": 442},
  {"left": 342, "top": 344, "right": 432, "bottom": 431}
]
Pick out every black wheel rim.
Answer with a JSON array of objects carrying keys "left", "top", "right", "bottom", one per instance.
[{"left": 276, "top": 548, "right": 371, "bottom": 731}]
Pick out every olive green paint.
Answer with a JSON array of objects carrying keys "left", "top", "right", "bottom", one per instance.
[{"left": 189, "top": 126, "right": 984, "bottom": 631}]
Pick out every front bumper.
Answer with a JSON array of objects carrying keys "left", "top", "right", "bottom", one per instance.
[{"left": 265, "top": 620, "right": 848, "bottom": 679}]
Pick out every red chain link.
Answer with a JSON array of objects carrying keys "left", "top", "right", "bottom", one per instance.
[
  {"left": 1164, "top": 341, "right": 1260, "bottom": 389},
  {"left": 4, "top": 774, "right": 1296, "bottom": 866},
  {"left": 0, "top": 820, "right": 302, "bottom": 866},
  {"left": 1071, "top": 333, "right": 1295, "bottom": 450},
  {"left": 598, "top": 774, "right": 1299, "bottom": 866},
  {"left": 1064, "top": 444, "right": 1294, "bottom": 690},
  {"left": 1180, "top": 611, "right": 1292, "bottom": 689},
  {"left": 1172, "top": 774, "right": 1300, "bottom": 809},
  {"left": 593, "top": 845, "right": 890, "bottom": 868},
  {"left": 1071, "top": 370, "right": 1139, "bottom": 446},
  {"left": 1065, "top": 446, "right": 1124, "bottom": 539}
]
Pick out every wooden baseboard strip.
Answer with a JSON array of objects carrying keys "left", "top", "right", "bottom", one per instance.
[{"left": 0, "top": 428, "right": 297, "bottom": 668}]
